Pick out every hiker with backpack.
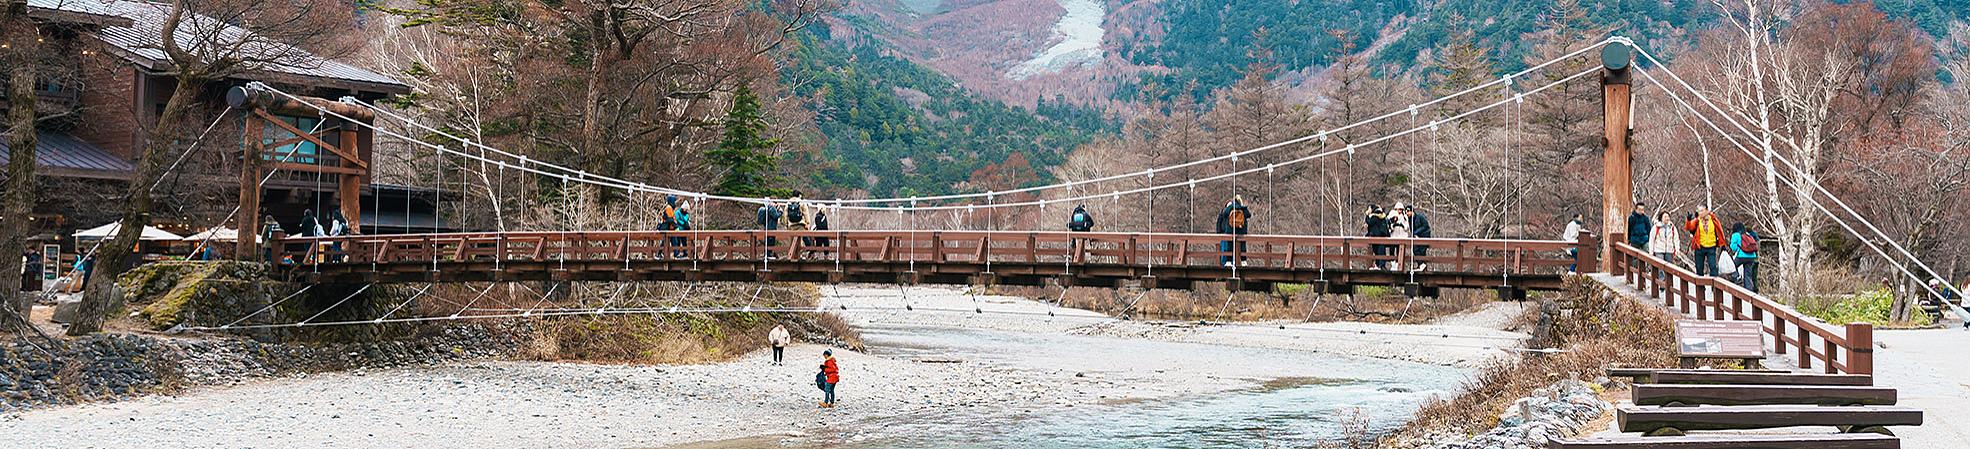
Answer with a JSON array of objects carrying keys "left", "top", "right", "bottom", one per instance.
[
  {"left": 672, "top": 200, "right": 693, "bottom": 258},
  {"left": 786, "top": 192, "right": 810, "bottom": 231},
  {"left": 756, "top": 199, "right": 783, "bottom": 259},
  {"left": 785, "top": 192, "right": 812, "bottom": 253},
  {"left": 816, "top": 349, "right": 841, "bottom": 408},
  {"left": 1216, "top": 195, "right": 1253, "bottom": 266},
  {"left": 1685, "top": 206, "right": 1727, "bottom": 277},
  {"left": 660, "top": 195, "right": 682, "bottom": 257},
  {"left": 1068, "top": 205, "right": 1095, "bottom": 232},
  {"left": 1730, "top": 223, "right": 1760, "bottom": 292}
]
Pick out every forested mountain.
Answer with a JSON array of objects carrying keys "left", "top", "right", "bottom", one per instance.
[
  {"left": 782, "top": 29, "right": 1115, "bottom": 198},
  {"left": 830, "top": 0, "right": 1969, "bottom": 104},
  {"left": 793, "top": 0, "right": 1970, "bottom": 199}
]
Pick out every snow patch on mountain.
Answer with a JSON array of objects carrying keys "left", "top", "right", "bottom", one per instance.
[{"left": 1007, "top": 0, "right": 1103, "bottom": 80}]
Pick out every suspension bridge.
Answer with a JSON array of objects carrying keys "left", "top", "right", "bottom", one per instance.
[{"left": 169, "top": 36, "right": 1954, "bottom": 380}]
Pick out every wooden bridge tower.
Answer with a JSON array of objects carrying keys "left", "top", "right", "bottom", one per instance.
[
  {"left": 225, "top": 84, "right": 375, "bottom": 259},
  {"left": 1600, "top": 40, "right": 1635, "bottom": 273}
]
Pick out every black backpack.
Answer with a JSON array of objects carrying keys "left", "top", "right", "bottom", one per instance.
[
  {"left": 1071, "top": 211, "right": 1090, "bottom": 230},
  {"left": 787, "top": 203, "right": 805, "bottom": 224}
]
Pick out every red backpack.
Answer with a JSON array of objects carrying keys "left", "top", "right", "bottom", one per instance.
[{"left": 1739, "top": 233, "right": 1760, "bottom": 254}]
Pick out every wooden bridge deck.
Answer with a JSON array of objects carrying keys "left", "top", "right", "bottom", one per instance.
[{"left": 277, "top": 230, "right": 1595, "bottom": 293}]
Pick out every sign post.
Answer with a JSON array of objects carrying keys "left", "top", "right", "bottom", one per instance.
[{"left": 1674, "top": 320, "right": 1767, "bottom": 369}]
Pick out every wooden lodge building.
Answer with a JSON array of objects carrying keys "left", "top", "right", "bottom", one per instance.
[{"left": 7, "top": 0, "right": 446, "bottom": 259}]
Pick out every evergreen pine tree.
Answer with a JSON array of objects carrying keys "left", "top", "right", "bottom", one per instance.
[{"left": 708, "top": 85, "right": 787, "bottom": 198}]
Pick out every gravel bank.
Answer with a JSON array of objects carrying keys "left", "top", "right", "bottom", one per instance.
[{"left": 2, "top": 285, "right": 1533, "bottom": 448}]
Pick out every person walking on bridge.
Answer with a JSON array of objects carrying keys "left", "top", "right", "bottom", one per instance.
[
  {"left": 757, "top": 199, "right": 783, "bottom": 259},
  {"left": 1068, "top": 204, "right": 1095, "bottom": 232},
  {"left": 786, "top": 193, "right": 810, "bottom": 231},
  {"left": 672, "top": 201, "right": 693, "bottom": 258},
  {"left": 768, "top": 324, "right": 790, "bottom": 365},
  {"left": 1405, "top": 204, "right": 1433, "bottom": 271},
  {"left": 1729, "top": 223, "right": 1760, "bottom": 293},
  {"left": 1627, "top": 202, "right": 1651, "bottom": 250},
  {"left": 260, "top": 215, "right": 285, "bottom": 264},
  {"left": 817, "top": 349, "right": 841, "bottom": 408},
  {"left": 1388, "top": 203, "right": 1411, "bottom": 271},
  {"left": 1217, "top": 195, "right": 1253, "bottom": 266},
  {"left": 1365, "top": 205, "right": 1391, "bottom": 270},
  {"left": 1561, "top": 214, "right": 1588, "bottom": 274},
  {"left": 1685, "top": 206, "right": 1725, "bottom": 277},
  {"left": 1648, "top": 211, "right": 1679, "bottom": 264},
  {"left": 811, "top": 206, "right": 832, "bottom": 255}
]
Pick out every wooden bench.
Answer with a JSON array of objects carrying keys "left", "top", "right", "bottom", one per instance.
[
  {"left": 1651, "top": 371, "right": 1873, "bottom": 386},
  {"left": 1549, "top": 433, "right": 1899, "bottom": 448},
  {"left": 1618, "top": 405, "right": 1922, "bottom": 435},
  {"left": 1634, "top": 384, "right": 1899, "bottom": 407}
]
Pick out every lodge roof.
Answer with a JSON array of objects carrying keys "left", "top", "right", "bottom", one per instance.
[{"left": 28, "top": 0, "right": 411, "bottom": 95}]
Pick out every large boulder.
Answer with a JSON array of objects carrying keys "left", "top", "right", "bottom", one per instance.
[{"left": 117, "top": 261, "right": 295, "bottom": 330}]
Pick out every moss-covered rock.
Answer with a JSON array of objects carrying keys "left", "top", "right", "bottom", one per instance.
[{"left": 118, "top": 261, "right": 297, "bottom": 331}]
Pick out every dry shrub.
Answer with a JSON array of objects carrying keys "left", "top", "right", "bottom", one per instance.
[
  {"left": 995, "top": 284, "right": 1495, "bottom": 324},
  {"left": 1381, "top": 277, "right": 1679, "bottom": 447},
  {"left": 405, "top": 281, "right": 863, "bottom": 364},
  {"left": 1318, "top": 408, "right": 1377, "bottom": 449}
]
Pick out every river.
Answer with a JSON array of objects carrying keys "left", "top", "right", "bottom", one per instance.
[{"left": 767, "top": 288, "right": 1475, "bottom": 448}]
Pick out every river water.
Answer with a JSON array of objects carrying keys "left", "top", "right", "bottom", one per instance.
[{"left": 784, "top": 322, "right": 1470, "bottom": 448}]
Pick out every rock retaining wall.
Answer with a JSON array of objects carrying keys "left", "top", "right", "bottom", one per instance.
[{"left": 0, "top": 325, "right": 518, "bottom": 413}]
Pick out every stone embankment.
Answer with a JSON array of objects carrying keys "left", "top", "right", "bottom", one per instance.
[
  {"left": 0, "top": 325, "right": 515, "bottom": 412},
  {"left": 1422, "top": 379, "right": 1612, "bottom": 449}
]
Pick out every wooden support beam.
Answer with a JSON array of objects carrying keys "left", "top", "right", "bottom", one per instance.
[
  {"left": 1600, "top": 43, "right": 1634, "bottom": 273},
  {"left": 1633, "top": 384, "right": 1898, "bottom": 407},
  {"left": 1651, "top": 371, "right": 1873, "bottom": 386},
  {"left": 237, "top": 116, "right": 264, "bottom": 260},
  {"left": 1550, "top": 434, "right": 1899, "bottom": 449},
  {"left": 1617, "top": 404, "right": 1921, "bottom": 433}
]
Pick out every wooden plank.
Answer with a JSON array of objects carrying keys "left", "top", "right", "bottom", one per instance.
[
  {"left": 1617, "top": 405, "right": 1921, "bottom": 433},
  {"left": 1608, "top": 368, "right": 1786, "bottom": 382},
  {"left": 1633, "top": 384, "right": 1898, "bottom": 406},
  {"left": 1653, "top": 371, "right": 1873, "bottom": 386},
  {"left": 1550, "top": 433, "right": 1898, "bottom": 449}
]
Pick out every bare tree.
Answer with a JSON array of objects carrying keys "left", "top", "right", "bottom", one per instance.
[
  {"left": 70, "top": 0, "right": 356, "bottom": 335},
  {"left": 0, "top": 0, "right": 44, "bottom": 319}
]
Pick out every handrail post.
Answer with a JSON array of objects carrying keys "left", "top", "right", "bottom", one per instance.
[
  {"left": 1797, "top": 326, "right": 1812, "bottom": 369},
  {"left": 1846, "top": 323, "right": 1873, "bottom": 374}
]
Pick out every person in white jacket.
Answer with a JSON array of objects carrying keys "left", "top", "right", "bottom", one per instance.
[
  {"left": 768, "top": 324, "right": 791, "bottom": 365},
  {"left": 1647, "top": 212, "right": 1679, "bottom": 263}
]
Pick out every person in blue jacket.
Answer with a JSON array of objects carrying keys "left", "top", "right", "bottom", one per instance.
[{"left": 1729, "top": 223, "right": 1760, "bottom": 293}]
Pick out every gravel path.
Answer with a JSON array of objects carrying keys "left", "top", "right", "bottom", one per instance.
[{"left": 1870, "top": 329, "right": 1970, "bottom": 449}]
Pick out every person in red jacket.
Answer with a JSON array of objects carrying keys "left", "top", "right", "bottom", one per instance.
[
  {"left": 1684, "top": 206, "right": 1727, "bottom": 277},
  {"left": 819, "top": 350, "right": 840, "bottom": 408}
]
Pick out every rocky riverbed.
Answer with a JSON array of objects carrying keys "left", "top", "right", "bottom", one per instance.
[{"left": 0, "top": 285, "right": 1539, "bottom": 448}]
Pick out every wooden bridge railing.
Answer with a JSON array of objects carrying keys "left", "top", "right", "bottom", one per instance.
[
  {"left": 275, "top": 230, "right": 1592, "bottom": 278},
  {"left": 1609, "top": 239, "right": 1872, "bottom": 375}
]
